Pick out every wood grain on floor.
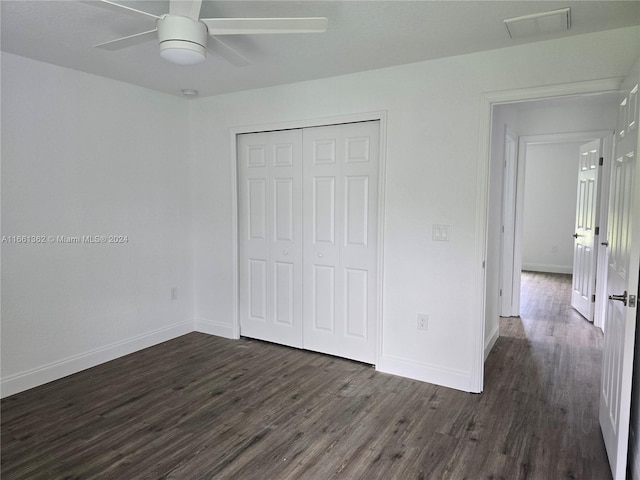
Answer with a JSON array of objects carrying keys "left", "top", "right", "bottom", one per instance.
[{"left": 1, "top": 272, "right": 611, "bottom": 479}]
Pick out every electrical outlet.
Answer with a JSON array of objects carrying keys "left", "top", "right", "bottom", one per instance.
[
  {"left": 417, "top": 313, "right": 429, "bottom": 331},
  {"left": 171, "top": 287, "right": 178, "bottom": 301}
]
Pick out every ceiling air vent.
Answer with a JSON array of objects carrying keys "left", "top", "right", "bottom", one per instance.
[{"left": 504, "top": 8, "right": 571, "bottom": 39}]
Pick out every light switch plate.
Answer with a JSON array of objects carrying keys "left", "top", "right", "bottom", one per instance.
[{"left": 433, "top": 224, "right": 450, "bottom": 242}]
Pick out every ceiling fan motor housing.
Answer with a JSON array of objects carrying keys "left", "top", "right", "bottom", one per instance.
[{"left": 157, "top": 15, "right": 208, "bottom": 64}]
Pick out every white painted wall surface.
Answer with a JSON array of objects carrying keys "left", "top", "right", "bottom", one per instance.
[
  {"left": 512, "top": 94, "right": 618, "bottom": 275},
  {"left": 521, "top": 142, "right": 582, "bottom": 274},
  {"left": 190, "top": 27, "right": 640, "bottom": 392},
  {"left": 515, "top": 93, "right": 620, "bottom": 136},
  {"left": 1, "top": 53, "right": 194, "bottom": 396}
]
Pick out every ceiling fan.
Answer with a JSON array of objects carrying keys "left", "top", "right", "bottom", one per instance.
[{"left": 86, "top": 0, "right": 328, "bottom": 66}]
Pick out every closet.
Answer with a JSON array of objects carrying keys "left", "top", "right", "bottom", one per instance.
[{"left": 237, "top": 121, "right": 380, "bottom": 363}]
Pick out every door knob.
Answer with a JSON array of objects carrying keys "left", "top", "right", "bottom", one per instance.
[
  {"left": 573, "top": 233, "right": 580, "bottom": 238},
  {"left": 609, "top": 291, "right": 628, "bottom": 306},
  {"left": 318, "top": 252, "right": 324, "bottom": 258},
  {"left": 601, "top": 241, "right": 609, "bottom": 246},
  {"left": 283, "top": 250, "right": 289, "bottom": 255}
]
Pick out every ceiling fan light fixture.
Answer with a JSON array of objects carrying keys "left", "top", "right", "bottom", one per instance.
[
  {"left": 160, "top": 41, "right": 206, "bottom": 65},
  {"left": 157, "top": 14, "right": 208, "bottom": 65}
]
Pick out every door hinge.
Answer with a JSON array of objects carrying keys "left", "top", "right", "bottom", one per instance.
[
  {"left": 595, "top": 226, "right": 600, "bottom": 235},
  {"left": 630, "top": 295, "right": 637, "bottom": 308},
  {"left": 592, "top": 294, "right": 596, "bottom": 303},
  {"left": 599, "top": 157, "right": 604, "bottom": 166},
  {"left": 499, "top": 289, "right": 503, "bottom": 297}
]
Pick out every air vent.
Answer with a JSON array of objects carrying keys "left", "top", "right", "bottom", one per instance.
[{"left": 504, "top": 8, "right": 571, "bottom": 39}]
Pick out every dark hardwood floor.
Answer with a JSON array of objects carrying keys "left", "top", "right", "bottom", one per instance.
[{"left": 1, "top": 272, "right": 611, "bottom": 479}]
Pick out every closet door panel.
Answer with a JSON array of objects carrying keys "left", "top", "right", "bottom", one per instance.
[
  {"left": 238, "top": 129, "right": 303, "bottom": 348},
  {"left": 303, "top": 121, "right": 379, "bottom": 363}
]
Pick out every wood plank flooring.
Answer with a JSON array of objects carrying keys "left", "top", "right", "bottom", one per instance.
[{"left": 1, "top": 272, "right": 611, "bottom": 479}]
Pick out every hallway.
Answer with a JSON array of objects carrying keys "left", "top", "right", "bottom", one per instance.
[{"left": 483, "top": 271, "right": 610, "bottom": 478}]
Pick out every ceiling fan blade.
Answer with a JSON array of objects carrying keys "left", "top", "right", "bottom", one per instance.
[
  {"left": 94, "top": 29, "right": 158, "bottom": 50},
  {"left": 200, "top": 17, "right": 328, "bottom": 35},
  {"left": 82, "top": 0, "right": 161, "bottom": 20},
  {"left": 206, "top": 37, "right": 250, "bottom": 67},
  {"left": 169, "top": 0, "right": 202, "bottom": 20}
]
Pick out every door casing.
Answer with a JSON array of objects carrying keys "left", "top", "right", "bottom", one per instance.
[{"left": 476, "top": 78, "right": 623, "bottom": 393}]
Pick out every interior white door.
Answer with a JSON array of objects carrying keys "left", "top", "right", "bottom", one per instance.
[
  {"left": 571, "top": 138, "right": 601, "bottom": 321},
  {"left": 599, "top": 58, "right": 640, "bottom": 480},
  {"left": 237, "top": 129, "right": 304, "bottom": 348},
  {"left": 302, "top": 121, "right": 379, "bottom": 364}
]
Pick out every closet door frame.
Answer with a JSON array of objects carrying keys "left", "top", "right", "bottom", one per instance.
[{"left": 230, "top": 111, "right": 387, "bottom": 366}]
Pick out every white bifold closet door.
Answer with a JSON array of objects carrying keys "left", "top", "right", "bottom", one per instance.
[
  {"left": 237, "top": 121, "right": 379, "bottom": 364},
  {"left": 238, "top": 129, "right": 304, "bottom": 348},
  {"left": 302, "top": 123, "right": 379, "bottom": 363}
]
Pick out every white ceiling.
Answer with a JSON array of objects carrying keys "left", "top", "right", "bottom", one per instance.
[{"left": 2, "top": 1, "right": 640, "bottom": 98}]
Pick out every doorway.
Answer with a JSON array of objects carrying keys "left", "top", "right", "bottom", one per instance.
[
  {"left": 504, "top": 132, "right": 614, "bottom": 325},
  {"left": 490, "top": 93, "right": 618, "bottom": 331}
]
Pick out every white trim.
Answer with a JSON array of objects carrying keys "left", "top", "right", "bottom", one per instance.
[
  {"left": 230, "top": 111, "right": 388, "bottom": 366},
  {"left": 1, "top": 320, "right": 194, "bottom": 398},
  {"left": 376, "top": 115, "right": 388, "bottom": 367},
  {"left": 229, "top": 111, "right": 389, "bottom": 137},
  {"left": 522, "top": 264, "right": 573, "bottom": 274},
  {"left": 593, "top": 133, "right": 615, "bottom": 332},
  {"left": 519, "top": 131, "right": 615, "bottom": 144},
  {"left": 482, "top": 78, "right": 623, "bottom": 107},
  {"left": 475, "top": 77, "right": 623, "bottom": 394},
  {"left": 229, "top": 129, "right": 241, "bottom": 340},
  {"left": 500, "top": 127, "right": 518, "bottom": 317},
  {"left": 484, "top": 322, "right": 499, "bottom": 361},
  {"left": 194, "top": 317, "right": 236, "bottom": 338},
  {"left": 377, "top": 354, "right": 472, "bottom": 392},
  {"left": 473, "top": 94, "right": 492, "bottom": 393}
]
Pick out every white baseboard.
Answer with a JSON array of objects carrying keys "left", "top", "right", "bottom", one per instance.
[
  {"left": 194, "top": 317, "right": 237, "bottom": 339},
  {"left": 522, "top": 263, "right": 573, "bottom": 274},
  {"left": 631, "top": 427, "right": 640, "bottom": 480},
  {"left": 1, "top": 320, "right": 194, "bottom": 398},
  {"left": 484, "top": 323, "right": 499, "bottom": 361},
  {"left": 377, "top": 354, "right": 472, "bottom": 392}
]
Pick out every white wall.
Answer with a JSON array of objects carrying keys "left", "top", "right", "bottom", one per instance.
[
  {"left": 190, "top": 27, "right": 640, "bottom": 392},
  {"left": 2, "top": 26, "right": 637, "bottom": 398},
  {"left": 1, "top": 53, "right": 194, "bottom": 396},
  {"left": 515, "top": 94, "right": 619, "bottom": 274},
  {"left": 521, "top": 142, "right": 582, "bottom": 273},
  {"left": 515, "top": 93, "right": 620, "bottom": 135}
]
